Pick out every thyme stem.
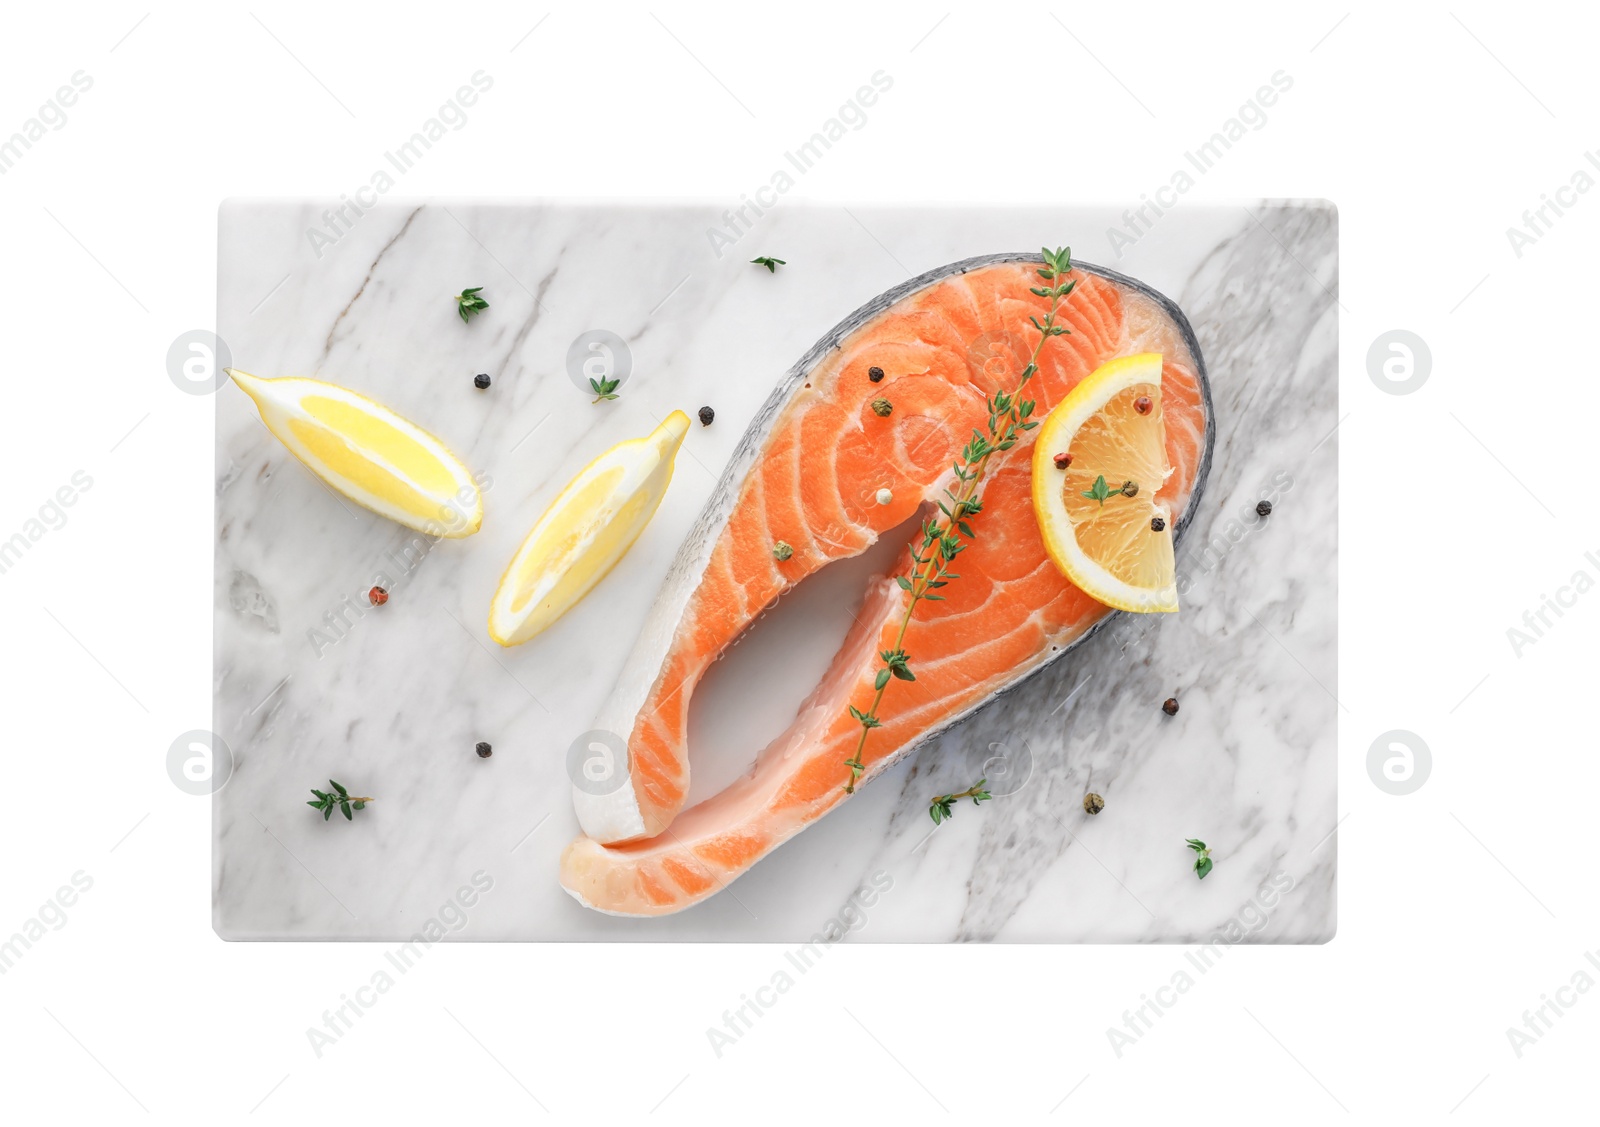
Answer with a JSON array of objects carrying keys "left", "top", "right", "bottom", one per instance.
[{"left": 842, "top": 248, "right": 1076, "bottom": 792}]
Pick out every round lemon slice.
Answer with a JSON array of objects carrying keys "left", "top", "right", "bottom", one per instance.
[
  {"left": 227, "top": 369, "right": 482, "bottom": 537},
  {"left": 489, "top": 411, "right": 690, "bottom": 646},
  {"left": 1031, "top": 353, "right": 1178, "bottom": 613}
]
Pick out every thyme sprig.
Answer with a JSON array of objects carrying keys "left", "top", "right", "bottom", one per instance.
[
  {"left": 842, "top": 247, "right": 1076, "bottom": 792},
  {"left": 1080, "top": 474, "right": 1138, "bottom": 505},
  {"left": 929, "top": 778, "right": 992, "bottom": 824},
  {"left": 589, "top": 375, "right": 621, "bottom": 402},
  {"left": 307, "top": 779, "right": 372, "bottom": 822},
  {"left": 455, "top": 286, "right": 489, "bottom": 324}
]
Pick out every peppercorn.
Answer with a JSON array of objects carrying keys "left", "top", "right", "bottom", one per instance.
[
  {"left": 698, "top": 405, "right": 715, "bottom": 426},
  {"left": 875, "top": 488, "right": 893, "bottom": 506},
  {"left": 1162, "top": 697, "right": 1179, "bottom": 716},
  {"left": 1120, "top": 480, "right": 1138, "bottom": 498},
  {"left": 1083, "top": 792, "right": 1105, "bottom": 815},
  {"left": 868, "top": 366, "right": 885, "bottom": 382},
  {"left": 1256, "top": 499, "right": 1273, "bottom": 517},
  {"left": 1053, "top": 451, "right": 1072, "bottom": 469},
  {"left": 473, "top": 373, "right": 491, "bottom": 389},
  {"left": 475, "top": 741, "right": 492, "bottom": 758},
  {"left": 772, "top": 541, "right": 793, "bottom": 562},
  {"left": 1150, "top": 516, "right": 1166, "bottom": 532},
  {"left": 368, "top": 586, "right": 388, "bottom": 606},
  {"left": 1134, "top": 395, "right": 1152, "bottom": 415},
  {"left": 871, "top": 398, "right": 892, "bottom": 417}
]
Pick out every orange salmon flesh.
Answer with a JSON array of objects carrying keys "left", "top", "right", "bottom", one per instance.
[{"left": 561, "top": 256, "right": 1212, "bottom": 916}]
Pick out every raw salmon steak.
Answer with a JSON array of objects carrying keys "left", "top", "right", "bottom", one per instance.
[{"left": 561, "top": 253, "right": 1213, "bottom": 916}]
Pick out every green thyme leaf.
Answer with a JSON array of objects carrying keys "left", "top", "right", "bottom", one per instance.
[
  {"left": 1081, "top": 474, "right": 1113, "bottom": 505},
  {"left": 455, "top": 286, "right": 489, "bottom": 323},
  {"left": 307, "top": 781, "right": 374, "bottom": 823}
]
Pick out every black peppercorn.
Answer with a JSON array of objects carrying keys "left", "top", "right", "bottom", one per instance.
[
  {"left": 698, "top": 406, "right": 715, "bottom": 426},
  {"left": 475, "top": 741, "right": 492, "bottom": 758},
  {"left": 1256, "top": 499, "right": 1273, "bottom": 517},
  {"left": 868, "top": 366, "right": 885, "bottom": 382},
  {"left": 1150, "top": 516, "right": 1166, "bottom": 532},
  {"left": 473, "top": 373, "right": 491, "bottom": 389}
]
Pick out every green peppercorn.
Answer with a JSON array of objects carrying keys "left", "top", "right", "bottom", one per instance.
[
  {"left": 772, "top": 541, "right": 793, "bottom": 562},
  {"left": 871, "top": 398, "right": 892, "bottom": 417}
]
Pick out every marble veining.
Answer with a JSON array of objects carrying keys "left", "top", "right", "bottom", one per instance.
[{"left": 214, "top": 201, "right": 1336, "bottom": 942}]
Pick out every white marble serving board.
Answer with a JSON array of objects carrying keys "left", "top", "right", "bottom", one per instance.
[{"left": 213, "top": 201, "right": 1337, "bottom": 942}]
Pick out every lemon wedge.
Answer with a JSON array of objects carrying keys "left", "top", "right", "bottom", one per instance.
[
  {"left": 1031, "top": 353, "right": 1178, "bottom": 613},
  {"left": 488, "top": 411, "right": 690, "bottom": 646},
  {"left": 227, "top": 369, "right": 482, "bottom": 537}
]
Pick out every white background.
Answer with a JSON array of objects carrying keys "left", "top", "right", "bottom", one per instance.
[{"left": 0, "top": 1, "right": 1590, "bottom": 1122}]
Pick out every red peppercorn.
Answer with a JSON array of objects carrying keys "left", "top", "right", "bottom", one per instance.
[
  {"left": 1134, "top": 395, "right": 1152, "bottom": 415},
  {"left": 1162, "top": 697, "right": 1179, "bottom": 716},
  {"left": 1053, "top": 451, "right": 1072, "bottom": 469},
  {"left": 368, "top": 586, "right": 388, "bottom": 606}
]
